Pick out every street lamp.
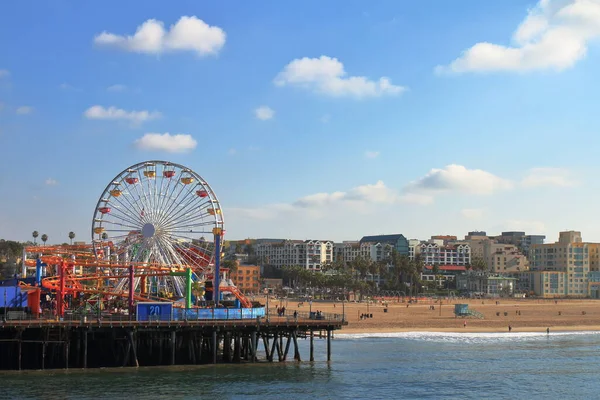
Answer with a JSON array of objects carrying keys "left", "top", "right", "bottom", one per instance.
[{"left": 266, "top": 290, "right": 270, "bottom": 322}]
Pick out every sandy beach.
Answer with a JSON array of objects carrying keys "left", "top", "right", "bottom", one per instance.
[{"left": 263, "top": 296, "right": 600, "bottom": 334}]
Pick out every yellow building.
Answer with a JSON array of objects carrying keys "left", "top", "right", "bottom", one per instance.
[
  {"left": 529, "top": 231, "right": 591, "bottom": 297},
  {"left": 231, "top": 264, "right": 260, "bottom": 294}
]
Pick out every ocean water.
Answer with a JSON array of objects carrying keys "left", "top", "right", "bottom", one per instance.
[{"left": 1, "top": 331, "right": 599, "bottom": 399}]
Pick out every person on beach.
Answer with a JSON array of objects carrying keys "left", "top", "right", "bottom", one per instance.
[
  {"left": 508, "top": 325, "right": 512, "bottom": 332},
  {"left": 547, "top": 327, "right": 550, "bottom": 334},
  {"left": 463, "top": 320, "right": 467, "bottom": 328}
]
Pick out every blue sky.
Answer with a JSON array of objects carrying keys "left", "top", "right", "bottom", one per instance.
[{"left": 2, "top": 0, "right": 600, "bottom": 244}]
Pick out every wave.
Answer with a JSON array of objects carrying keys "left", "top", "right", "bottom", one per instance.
[{"left": 335, "top": 330, "right": 600, "bottom": 343}]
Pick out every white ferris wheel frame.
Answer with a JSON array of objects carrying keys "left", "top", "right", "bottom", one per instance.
[{"left": 91, "top": 160, "right": 224, "bottom": 272}]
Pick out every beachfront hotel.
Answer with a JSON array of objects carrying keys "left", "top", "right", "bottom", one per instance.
[
  {"left": 254, "top": 239, "right": 333, "bottom": 270},
  {"left": 528, "top": 231, "right": 598, "bottom": 297}
]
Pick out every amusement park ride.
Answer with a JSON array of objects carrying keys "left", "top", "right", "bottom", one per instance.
[{"left": 19, "top": 161, "right": 253, "bottom": 319}]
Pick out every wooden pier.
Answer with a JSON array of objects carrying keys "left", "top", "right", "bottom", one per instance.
[{"left": 0, "top": 314, "right": 346, "bottom": 370}]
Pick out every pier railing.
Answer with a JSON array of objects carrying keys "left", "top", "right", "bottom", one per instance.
[
  {"left": 1, "top": 308, "right": 346, "bottom": 324},
  {"left": 266, "top": 309, "right": 345, "bottom": 322}
]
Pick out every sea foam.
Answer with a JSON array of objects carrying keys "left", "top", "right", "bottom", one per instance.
[{"left": 335, "top": 330, "right": 600, "bottom": 344}]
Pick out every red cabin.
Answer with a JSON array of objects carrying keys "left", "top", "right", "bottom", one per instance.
[
  {"left": 125, "top": 177, "right": 138, "bottom": 184},
  {"left": 98, "top": 207, "right": 111, "bottom": 214},
  {"left": 196, "top": 190, "right": 208, "bottom": 197},
  {"left": 163, "top": 170, "right": 176, "bottom": 178}
]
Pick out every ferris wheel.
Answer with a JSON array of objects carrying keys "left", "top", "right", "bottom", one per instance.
[{"left": 91, "top": 161, "right": 224, "bottom": 280}]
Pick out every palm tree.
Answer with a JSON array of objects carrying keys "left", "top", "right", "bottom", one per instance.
[
  {"left": 41, "top": 234, "right": 48, "bottom": 246},
  {"left": 68, "top": 231, "right": 75, "bottom": 245},
  {"left": 32, "top": 231, "right": 39, "bottom": 245}
]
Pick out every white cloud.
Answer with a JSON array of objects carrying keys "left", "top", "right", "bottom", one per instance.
[
  {"left": 233, "top": 180, "right": 424, "bottom": 221},
  {"left": 94, "top": 16, "right": 226, "bottom": 56},
  {"left": 436, "top": 0, "right": 600, "bottom": 73},
  {"left": 274, "top": 56, "right": 406, "bottom": 98},
  {"left": 255, "top": 106, "right": 274, "bottom": 120},
  {"left": 521, "top": 167, "right": 576, "bottom": 187},
  {"left": 365, "top": 150, "right": 380, "bottom": 159},
  {"left": 0, "top": 70, "right": 9, "bottom": 78},
  {"left": 45, "top": 178, "right": 58, "bottom": 186},
  {"left": 107, "top": 84, "right": 127, "bottom": 92},
  {"left": 228, "top": 148, "right": 237, "bottom": 155},
  {"left": 134, "top": 133, "right": 197, "bottom": 153},
  {"left": 320, "top": 114, "right": 331, "bottom": 123},
  {"left": 84, "top": 105, "right": 161, "bottom": 124},
  {"left": 405, "top": 164, "right": 513, "bottom": 196},
  {"left": 16, "top": 106, "right": 33, "bottom": 115},
  {"left": 461, "top": 208, "right": 485, "bottom": 220}
]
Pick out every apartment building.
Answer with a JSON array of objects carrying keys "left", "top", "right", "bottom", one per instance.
[
  {"left": 230, "top": 264, "right": 260, "bottom": 294},
  {"left": 254, "top": 239, "right": 333, "bottom": 270},
  {"left": 334, "top": 241, "right": 394, "bottom": 264},
  {"left": 484, "top": 242, "right": 529, "bottom": 273},
  {"left": 359, "top": 234, "right": 410, "bottom": 256},
  {"left": 408, "top": 239, "right": 421, "bottom": 260},
  {"left": 529, "top": 231, "right": 590, "bottom": 297},
  {"left": 420, "top": 241, "right": 471, "bottom": 266}
]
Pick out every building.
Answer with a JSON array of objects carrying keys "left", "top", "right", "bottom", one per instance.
[
  {"left": 359, "top": 234, "right": 409, "bottom": 256},
  {"left": 529, "top": 231, "right": 590, "bottom": 297},
  {"left": 494, "top": 231, "right": 546, "bottom": 254},
  {"left": 456, "top": 271, "right": 517, "bottom": 297},
  {"left": 466, "top": 236, "right": 491, "bottom": 260},
  {"left": 466, "top": 231, "right": 487, "bottom": 239},
  {"left": 521, "top": 235, "right": 546, "bottom": 254},
  {"left": 334, "top": 241, "right": 394, "bottom": 264},
  {"left": 262, "top": 278, "right": 283, "bottom": 293},
  {"left": 230, "top": 264, "right": 261, "bottom": 294},
  {"left": 408, "top": 239, "right": 421, "bottom": 260},
  {"left": 421, "top": 265, "right": 466, "bottom": 288},
  {"left": 431, "top": 235, "right": 457, "bottom": 243},
  {"left": 254, "top": 239, "right": 333, "bottom": 270},
  {"left": 483, "top": 242, "right": 529, "bottom": 273},
  {"left": 420, "top": 241, "right": 471, "bottom": 266}
]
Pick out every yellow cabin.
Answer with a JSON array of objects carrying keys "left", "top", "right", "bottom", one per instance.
[
  {"left": 143, "top": 170, "right": 156, "bottom": 178},
  {"left": 181, "top": 177, "right": 194, "bottom": 185},
  {"left": 109, "top": 189, "right": 122, "bottom": 197}
]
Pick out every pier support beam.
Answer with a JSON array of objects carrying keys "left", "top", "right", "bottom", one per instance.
[
  {"left": 128, "top": 330, "right": 139, "bottom": 367},
  {"left": 250, "top": 331, "right": 257, "bottom": 363},
  {"left": 292, "top": 331, "right": 301, "bottom": 361},
  {"left": 327, "top": 329, "right": 331, "bottom": 361},
  {"left": 83, "top": 330, "right": 88, "bottom": 369},
  {"left": 310, "top": 330, "right": 314, "bottom": 362},
  {"left": 171, "top": 331, "right": 176, "bottom": 365},
  {"left": 212, "top": 330, "right": 217, "bottom": 364}
]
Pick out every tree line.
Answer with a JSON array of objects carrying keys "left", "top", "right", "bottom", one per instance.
[{"left": 279, "top": 250, "right": 427, "bottom": 299}]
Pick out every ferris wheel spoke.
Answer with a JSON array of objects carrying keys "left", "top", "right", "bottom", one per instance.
[
  {"left": 103, "top": 202, "right": 143, "bottom": 226},
  {"left": 156, "top": 169, "right": 182, "bottom": 225},
  {"left": 99, "top": 220, "right": 140, "bottom": 230},
  {"left": 162, "top": 192, "right": 214, "bottom": 225},
  {"left": 131, "top": 172, "right": 155, "bottom": 222},
  {"left": 143, "top": 167, "right": 159, "bottom": 222},
  {"left": 155, "top": 180, "right": 194, "bottom": 228},
  {"left": 155, "top": 181, "right": 188, "bottom": 228},
  {"left": 110, "top": 191, "right": 146, "bottom": 225},
  {"left": 100, "top": 202, "right": 144, "bottom": 226},
  {"left": 158, "top": 165, "right": 178, "bottom": 222},
  {"left": 165, "top": 220, "right": 219, "bottom": 231},
  {"left": 163, "top": 194, "right": 212, "bottom": 229},
  {"left": 162, "top": 213, "right": 216, "bottom": 232}
]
